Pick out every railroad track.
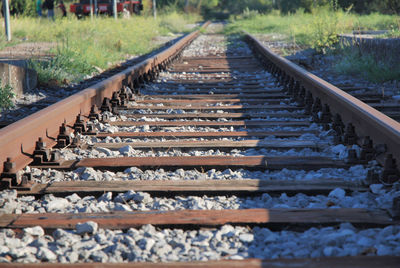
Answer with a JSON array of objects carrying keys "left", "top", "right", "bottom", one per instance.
[{"left": 0, "top": 23, "right": 400, "bottom": 266}]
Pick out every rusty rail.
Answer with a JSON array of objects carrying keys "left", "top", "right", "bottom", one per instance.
[
  {"left": 0, "top": 22, "right": 210, "bottom": 174},
  {"left": 244, "top": 33, "right": 400, "bottom": 164}
]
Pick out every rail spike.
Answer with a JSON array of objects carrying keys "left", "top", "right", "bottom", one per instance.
[
  {"left": 381, "top": 154, "right": 400, "bottom": 184},
  {"left": 296, "top": 86, "right": 306, "bottom": 107},
  {"left": 73, "top": 114, "right": 87, "bottom": 134},
  {"left": 54, "top": 123, "right": 71, "bottom": 148},
  {"left": 393, "top": 196, "right": 400, "bottom": 219},
  {"left": 321, "top": 104, "right": 332, "bottom": 131},
  {"left": 100, "top": 97, "right": 112, "bottom": 113},
  {"left": 31, "top": 137, "right": 63, "bottom": 166},
  {"left": 88, "top": 105, "right": 101, "bottom": 122},
  {"left": 311, "top": 97, "right": 322, "bottom": 122},
  {"left": 360, "top": 136, "right": 375, "bottom": 162},
  {"left": 343, "top": 123, "right": 357, "bottom": 146},
  {"left": 0, "top": 157, "right": 33, "bottom": 190},
  {"left": 304, "top": 91, "right": 313, "bottom": 115},
  {"left": 111, "top": 92, "right": 121, "bottom": 107}
]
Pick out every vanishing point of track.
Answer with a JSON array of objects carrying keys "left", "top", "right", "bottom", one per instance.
[{"left": 0, "top": 22, "right": 399, "bottom": 266}]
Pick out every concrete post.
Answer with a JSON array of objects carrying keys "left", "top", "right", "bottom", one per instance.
[
  {"left": 2, "top": 0, "right": 11, "bottom": 41},
  {"left": 113, "top": 0, "right": 117, "bottom": 19},
  {"left": 153, "top": 0, "right": 157, "bottom": 19},
  {"left": 90, "top": 0, "right": 93, "bottom": 19}
]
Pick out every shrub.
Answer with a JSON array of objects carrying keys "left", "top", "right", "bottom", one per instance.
[
  {"left": 307, "top": 7, "right": 340, "bottom": 53},
  {"left": 0, "top": 80, "right": 15, "bottom": 112}
]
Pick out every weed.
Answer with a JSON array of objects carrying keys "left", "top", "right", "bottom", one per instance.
[
  {"left": 241, "top": 8, "right": 260, "bottom": 20},
  {"left": 29, "top": 41, "right": 96, "bottom": 85},
  {"left": 0, "top": 14, "right": 200, "bottom": 85},
  {"left": 333, "top": 47, "right": 400, "bottom": 83},
  {"left": 0, "top": 80, "right": 15, "bottom": 112},
  {"left": 307, "top": 7, "right": 340, "bottom": 53},
  {"left": 225, "top": 10, "right": 399, "bottom": 52}
]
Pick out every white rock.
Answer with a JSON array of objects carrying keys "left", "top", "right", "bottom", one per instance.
[
  {"left": 239, "top": 233, "right": 254, "bottom": 243},
  {"left": 90, "top": 250, "right": 109, "bottom": 262},
  {"left": 46, "top": 198, "right": 70, "bottom": 211},
  {"left": 370, "top": 184, "right": 383, "bottom": 194},
  {"left": 36, "top": 247, "right": 57, "bottom": 261},
  {"left": 76, "top": 221, "right": 98, "bottom": 234},
  {"left": 331, "top": 144, "right": 346, "bottom": 155},
  {"left": 133, "top": 192, "right": 152, "bottom": 203},
  {"left": 98, "top": 192, "right": 113, "bottom": 202},
  {"left": 96, "top": 147, "right": 113, "bottom": 156},
  {"left": 119, "top": 145, "right": 134, "bottom": 156},
  {"left": 66, "top": 251, "right": 79, "bottom": 262},
  {"left": 356, "top": 237, "right": 374, "bottom": 247},
  {"left": 229, "top": 255, "right": 244, "bottom": 260},
  {"left": 66, "top": 193, "right": 81, "bottom": 203},
  {"left": 376, "top": 245, "right": 392, "bottom": 256},
  {"left": 114, "top": 203, "right": 132, "bottom": 211},
  {"left": 80, "top": 168, "right": 98, "bottom": 181},
  {"left": 24, "top": 226, "right": 44, "bottom": 237},
  {"left": 219, "top": 225, "right": 235, "bottom": 236},
  {"left": 138, "top": 238, "right": 155, "bottom": 252},
  {"left": 114, "top": 190, "right": 136, "bottom": 203},
  {"left": 328, "top": 188, "right": 346, "bottom": 199},
  {"left": 323, "top": 246, "right": 340, "bottom": 257}
]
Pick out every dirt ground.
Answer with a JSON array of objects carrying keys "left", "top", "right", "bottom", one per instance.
[{"left": 0, "top": 42, "right": 56, "bottom": 60}]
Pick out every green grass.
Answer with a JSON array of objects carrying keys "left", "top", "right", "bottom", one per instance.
[
  {"left": 226, "top": 8, "right": 400, "bottom": 82},
  {"left": 225, "top": 9, "right": 399, "bottom": 52},
  {"left": 0, "top": 13, "right": 200, "bottom": 85},
  {"left": 332, "top": 48, "right": 400, "bottom": 83}
]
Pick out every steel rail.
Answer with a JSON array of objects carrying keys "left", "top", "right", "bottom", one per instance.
[
  {"left": 0, "top": 22, "right": 210, "bottom": 173},
  {"left": 244, "top": 33, "right": 400, "bottom": 163}
]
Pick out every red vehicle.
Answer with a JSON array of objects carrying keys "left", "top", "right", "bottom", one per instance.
[{"left": 70, "top": 0, "right": 142, "bottom": 18}]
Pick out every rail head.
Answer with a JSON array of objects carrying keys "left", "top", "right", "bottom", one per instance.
[
  {"left": 244, "top": 32, "right": 400, "bottom": 165},
  {"left": 0, "top": 21, "right": 210, "bottom": 174}
]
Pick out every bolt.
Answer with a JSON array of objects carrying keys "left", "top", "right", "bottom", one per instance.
[
  {"left": 332, "top": 114, "right": 345, "bottom": 135},
  {"left": 382, "top": 154, "right": 399, "bottom": 184},
  {"left": 35, "top": 137, "right": 46, "bottom": 150},
  {"left": 360, "top": 136, "right": 375, "bottom": 162},
  {"left": 365, "top": 170, "right": 379, "bottom": 185},
  {"left": 59, "top": 123, "right": 68, "bottom": 135},
  {"left": 100, "top": 98, "right": 112, "bottom": 113},
  {"left": 393, "top": 196, "right": 400, "bottom": 219},
  {"left": 3, "top": 157, "right": 16, "bottom": 173},
  {"left": 312, "top": 98, "right": 322, "bottom": 122},
  {"left": 89, "top": 105, "right": 100, "bottom": 121},
  {"left": 344, "top": 123, "right": 357, "bottom": 145},
  {"left": 347, "top": 149, "right": 358, "bottom": 163},
  {"left": 304, "top": 92, "right": 313, "bottom": 115}
]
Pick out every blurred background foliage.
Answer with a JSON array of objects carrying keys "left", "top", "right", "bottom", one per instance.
[{"left": 3, "top": 0, "right": 400, "bottom": 17}]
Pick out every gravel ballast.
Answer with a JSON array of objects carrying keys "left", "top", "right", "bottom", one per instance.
[
  {"left": 1, "top": 224, "right": 399, "bottom": 263},
  {"left": 1, "top": 27, "right": 399, "bottom": 264}
]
